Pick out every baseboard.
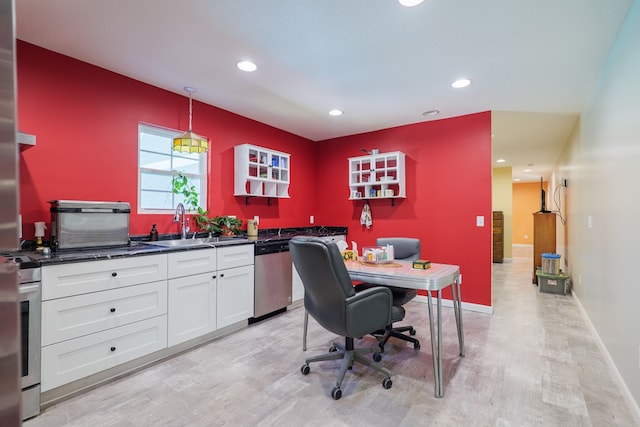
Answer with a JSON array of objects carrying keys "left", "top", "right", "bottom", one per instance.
[
  {"left": 572, "top": 292, "right": 640, "bottom": 424},
  {"left": 413, "top": 294, "right": 493, "bottom": 314}
]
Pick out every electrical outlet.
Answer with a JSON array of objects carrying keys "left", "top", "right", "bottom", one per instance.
[
  {"left": 476, "top": 216, "right": 484, "bottom": 227},
  {"left": 310, "top": 215, "right": 314, "bottom": 224}
]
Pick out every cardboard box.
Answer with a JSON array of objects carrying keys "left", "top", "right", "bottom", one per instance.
[
  {"left": 340, "top": 250, "right": 354, "bottom": 261},
  {"left": 412, "top": 260, "right": 431, "bottom": 270}
]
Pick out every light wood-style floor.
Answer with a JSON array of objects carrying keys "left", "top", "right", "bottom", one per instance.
[{"left": 26, "top": 246, "right": 638, "bottom": 426}]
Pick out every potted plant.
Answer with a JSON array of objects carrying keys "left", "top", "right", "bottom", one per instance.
[
  {"left": 211, "top": 216, "right": 243, "bottom": 236},
  {"left": 171, "top": 174, "right": 243, "bottom": 236}
]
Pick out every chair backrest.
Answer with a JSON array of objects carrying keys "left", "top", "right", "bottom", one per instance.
[
  {"left": 290, "top": 236, "right": 356, "bottom": 336},
  {"left": 376, "top": 237, "right": 421, "bottom": 261}
]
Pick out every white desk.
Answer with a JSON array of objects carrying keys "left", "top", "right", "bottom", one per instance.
[{"left": 302, "top": 260, "right": 464, "bottom": 398}]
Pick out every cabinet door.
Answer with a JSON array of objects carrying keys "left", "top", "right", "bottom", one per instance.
[
  {"left": 292, "top": 264, "right": 304, "bottom": 303},
  {"left": 167, "top": 272, "right": 216, "bottom": 346},
  {"left": 42, "top": 280, "right": 167, "bottom": 346},
  {"left": 217, "top": 265, "right": 254, "bottom": 328},
  {"left": 167, "top": 248, "right": 216, "bottom": 279},
  {"left": 217, "top": 244, "right": 254, "bottom": 270},
  {"left": 292, "top": 235, "right": 345, "bottom": 303},
  {"left": 42, "top": 254, "right": 167, "bottom": 300}
]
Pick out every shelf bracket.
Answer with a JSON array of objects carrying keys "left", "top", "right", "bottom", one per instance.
[
  {"left": 245, "top": 196, "right": 250, "bottom": 206},
  {"left": 268, "top": 198, "right": 272, "bottom": 206},
  {"left": 391, "top": 198, "right": 395, "bottom": 207}
]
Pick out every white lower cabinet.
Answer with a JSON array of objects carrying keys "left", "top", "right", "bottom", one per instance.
[
  {"left": 41, "top": 244, "right": 255, "bottom": 395},
  {"left": 41, "top": 315, "right": 167, "bottom": 392},
  {"left": 41, "top": 256, "right": 169, "bottom": 392},
  {"left": 217, "top": 264, "right": 254, "bottom": 328},
  {"left": 292, "top": 235, "right": 346, "bottom": 303},
  {"left": 168, "top": 272, "right": 216, "bottom": 346},
  {"left": 167, "top": 244, "right": 255, "bottom": 343}
]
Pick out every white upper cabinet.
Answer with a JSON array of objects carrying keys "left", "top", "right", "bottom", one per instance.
[
  {"left": 234, "top": 143, "right": 290, "bottom": 199},
  {"left": 348, "top": 151, "right": 406, "bottom": 200}
]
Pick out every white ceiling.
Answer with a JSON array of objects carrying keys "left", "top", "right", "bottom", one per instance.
[{"left": 15, "top": 0, "right": 632, "bottom": 182}]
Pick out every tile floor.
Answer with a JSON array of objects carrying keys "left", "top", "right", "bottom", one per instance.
[{"left": 25, "top": 245, "right": 638, "bottom": 426}]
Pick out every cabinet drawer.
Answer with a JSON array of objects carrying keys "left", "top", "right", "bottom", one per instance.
[
  {"left": 217, "top": 244, "right": 254, "bottom": 270},
  {"left": 41, "top": 315, "right": 167, "bottom": 392},
  {"left": 42, "top": 280, "right": 167, "bottom": 346},
  {"left": 168, "top": 248, "right": 216, "bottom": 279},
  {"left": 42, "top": 254, "right": 167, "bottom": 300}
]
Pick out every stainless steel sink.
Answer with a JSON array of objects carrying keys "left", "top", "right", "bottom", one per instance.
[{"left": 146, "top": 236, "right": 249, "bottom": 248}]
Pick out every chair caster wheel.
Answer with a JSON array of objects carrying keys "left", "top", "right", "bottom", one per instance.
[
  {"left": 378, "top": 343, "right": 385, "bottom": 353},
  {"left": 382, "top": 377, "right": 393, "bottom": 389},
  {"left": 414, "top": 342, "right": 421, "bottom": 350},
  {"left": 301, "top": 364, "right": 310, "bottom": 375},
  {"left": 329, "top": 345, "right": 338, "bottom": 353},
  {"left": 331, "top": 387, "right": 342, "bottom": 400},
  {"left": 373, "top": 352, "right": 382, "bottom": 362},
  {"left": 409, "top": 328, "right": 416, "bottom": 336}
]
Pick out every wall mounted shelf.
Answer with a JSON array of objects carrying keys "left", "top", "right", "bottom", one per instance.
[
  {"left": 234, "top": 144, "right": 290, "bottom": 202},
  {"left": 348, "top": 151, "right": 406, "bottom": 204}
]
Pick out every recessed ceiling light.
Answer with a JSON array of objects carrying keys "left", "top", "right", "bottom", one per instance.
[
  {"left": 451, "top": 78, "right": 471, "bottom": 89},
  {"left": 329, "top": 109, "right": 343, "bottom": 116},
  {"left": 237, "top": 60, "right": 257, "bottom": 72},
  {"left": 496, "top": 159, "right": 506, "bottom": 163},
  {"left": 399, "top": 0, "right": 424, "bottom": 6},
  {"left": 524, "top": 169, "right": 532, "bottom": 172},
  {"left": 514, "top": 178, "right": 521, "bottom": 182},
  {"left": 422, "top": 110, "right": 439, "bottom": 116}
]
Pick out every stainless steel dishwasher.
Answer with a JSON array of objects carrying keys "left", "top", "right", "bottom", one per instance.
[{"left": 252, "top": 239, "right": 292, "bottom": 319}]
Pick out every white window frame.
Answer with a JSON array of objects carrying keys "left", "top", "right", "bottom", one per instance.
[{"left": 137, "top": 123, "right": 207, "bottom": 214}]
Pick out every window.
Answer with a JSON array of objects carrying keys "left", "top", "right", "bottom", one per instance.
[{"left": 138, "top": 123, "right": 207, "bottom": 213}]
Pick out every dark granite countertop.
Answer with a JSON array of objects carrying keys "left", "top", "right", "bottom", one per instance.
[{"left": 5, "top": 226, "right": 348, "bottom": 267}]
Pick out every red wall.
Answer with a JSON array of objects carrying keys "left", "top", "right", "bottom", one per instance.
[
  {"left": 315, "top": 113, "right": 493, "bottom": 306},
  {"left": 16, "top": 42, "right": 492, "bottom": 307},
  {"left": 16, "top": 41, "right": 317, "bottom": 237}
]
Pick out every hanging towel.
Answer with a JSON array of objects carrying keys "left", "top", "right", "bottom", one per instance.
[{"left": 360, "top": 202, "right": 372, "bottom": 229}]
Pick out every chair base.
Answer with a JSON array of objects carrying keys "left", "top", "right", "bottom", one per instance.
[
  {"left": 301, "top": 337, "right": 392, "bottom": 399},
  {"left": 373, "top": 324, "right": 421, "bottom": 352}
]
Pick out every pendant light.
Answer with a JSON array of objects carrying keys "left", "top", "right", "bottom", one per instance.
[{"left": 173, "top": 87, "right": 209, "bottom": 153}]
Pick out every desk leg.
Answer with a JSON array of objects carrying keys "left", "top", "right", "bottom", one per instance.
[
  {"left": 436, "top": 290, "right": 443, "bottom": 398},
  {"left": 451, "top": 277, "right": 465, "bottom": 357},
  {"left": 303, "top": 309, "right": 309, "bottom": 351},
  {"left": 426, "top": 291, "right": 441, "bottom": 397}
]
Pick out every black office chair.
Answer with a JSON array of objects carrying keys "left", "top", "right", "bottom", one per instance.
[
  {"left": 290, "top": 236, "right": 398, "bottom": 400},
  {"left": 354, "top": 237, "right": 421, "bottom": 352}
]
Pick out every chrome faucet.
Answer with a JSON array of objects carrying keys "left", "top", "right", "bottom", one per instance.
[{"left": 174, "top": 203, "right": 189, "bottom": 239}]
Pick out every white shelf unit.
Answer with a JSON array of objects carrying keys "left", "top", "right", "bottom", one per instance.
[
  {"left": 348, "top": 151, "right": 406, "bottom": 202},
  {"left": 234, "top": 144, "right": 290, "bottom": 199}
]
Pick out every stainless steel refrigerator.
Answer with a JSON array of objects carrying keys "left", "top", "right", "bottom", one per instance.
[{"left": 0, "top": 0, "right": 22, "bottom": 425}]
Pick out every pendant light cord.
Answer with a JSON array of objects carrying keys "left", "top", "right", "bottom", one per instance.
[{"left": 188, "top": 90, "right": 194, "bottom": 132}]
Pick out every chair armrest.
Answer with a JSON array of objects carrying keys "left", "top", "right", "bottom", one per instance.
[{"left": 345, "top": 286, "right": 393, "bottom": 338}]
